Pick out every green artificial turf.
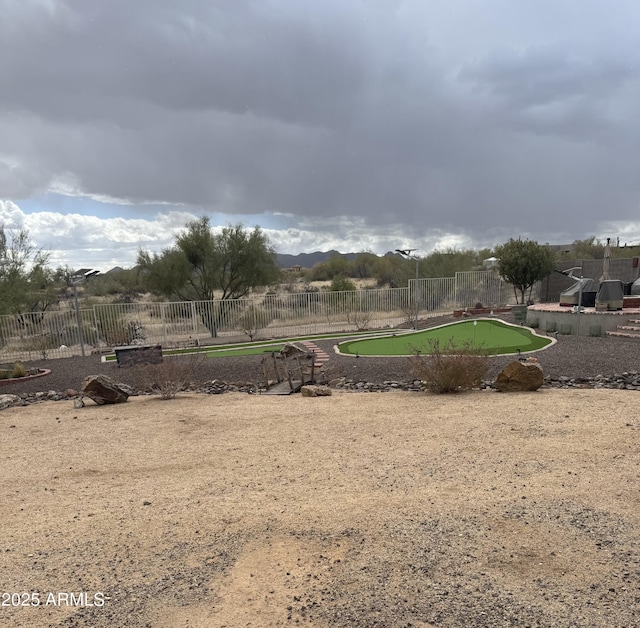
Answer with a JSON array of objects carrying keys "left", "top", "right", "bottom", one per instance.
[
  {"left": 338, "top": 319, "right": 552, "bottom": 356},
  {"left": 205, "top": 344, "right": 286, "bottom": 358},
  {"left": 103, "top": 329, "right": 392, "bottom": 361},
  {"left": 199, "top": 329, "right": 393, "bottom": 358}
]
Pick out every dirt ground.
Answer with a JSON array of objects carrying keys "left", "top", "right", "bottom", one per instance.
[{"left": 1, "top": 389, "right": 639, "bottom": 627}]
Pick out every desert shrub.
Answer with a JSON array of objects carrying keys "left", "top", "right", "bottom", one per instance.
[
  {"left": 11, "top": 362, "right": 27, "bottom": 378},
  {"left": 346, "top": 307, "right": 373, "bottom": 330},
  {"left": 96, "top": 318, "right": 146, "bottom": 347},
  {"left": 401, "top": 304, "right": 419, "bottom": 329},
  {"left": 410, "top": 339, "right": 492, "bottom": 394},
  {"left": 0, "top": 369, "right": 10, "bottom": 379},
  {"left": 132, "top": 352, "right": 205, "bottom": 400},
  {"left": 236, "top": 305, "right": 273, "bottom": 341},
  {"left": 25, "top": 333, "right": 59, "bottom": 359},
  {"left": 328, "top": 275, "right": 357, "bottom": 292}
]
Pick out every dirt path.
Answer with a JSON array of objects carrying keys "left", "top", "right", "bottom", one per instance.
[{"left": 1, "top": 390, "right": 639, "bottom": 627}]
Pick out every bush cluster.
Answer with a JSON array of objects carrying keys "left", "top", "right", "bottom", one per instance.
[
  {"left": 131, "top": 353, "right": 205, "bottom": 400},
  {"left": 410, "top": 339, "right": 492, "bottom": 394}
]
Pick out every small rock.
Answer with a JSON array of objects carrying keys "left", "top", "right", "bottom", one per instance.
[{"left": 0, "top": 394, "right": 21, "bottom": 410}]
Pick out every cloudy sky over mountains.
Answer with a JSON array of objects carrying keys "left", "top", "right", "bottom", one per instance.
[{"left": 1, "top": 0, "right": 639, "bottom": 270}]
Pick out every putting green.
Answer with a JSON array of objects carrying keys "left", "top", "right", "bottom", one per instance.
[
  {"left": 337, "top": 319, "right": 553, "bottom": 356},
  {"left": 205, "top": 344, "right": 285, "bottom": 358}
]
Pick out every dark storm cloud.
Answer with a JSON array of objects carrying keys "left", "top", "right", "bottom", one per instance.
[{"left": 1, "top": 0, "right": 639, "bottom": 245}]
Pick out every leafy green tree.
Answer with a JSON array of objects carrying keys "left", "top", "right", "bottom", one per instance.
[
  {"left": 0, "top": 225, "right": 57, "bottom": 317},
  {"left": 495, "top": 238, "right": 556, "bottom": 304},
  {"left": 138, "top": 218, "right": 280, "bottom": 301},
  {"left": 137, "top": 218, "right": 280, "bottom": 335}
]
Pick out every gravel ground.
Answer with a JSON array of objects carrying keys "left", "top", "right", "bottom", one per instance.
[
  {"left": 2, "top": 389, "right": 640, "bottom": 627},
  {"left": 2, "top": 314, "right": 639, "bottom": 396}
]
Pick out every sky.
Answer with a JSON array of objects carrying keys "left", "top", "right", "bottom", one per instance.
[{"left": 1, "top": 0, "right": 639, "bottom": 272}]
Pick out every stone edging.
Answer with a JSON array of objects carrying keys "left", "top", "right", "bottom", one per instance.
[{"left": 2, "top": 371, "right": 639, "bottom": 410}]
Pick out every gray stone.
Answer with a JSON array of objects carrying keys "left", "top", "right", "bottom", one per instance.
[
  {"left": 81, "top": 375, "right": 131, "bottom": 405},
  {"left": 0, "top": 394, "right": 21, "bottom": 410},
  {"left": 495, "top": 361, "right": 544, "bottom": 392}
]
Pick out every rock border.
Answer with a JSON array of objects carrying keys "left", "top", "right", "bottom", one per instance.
[{"left": 2, "top": 370, "right": 639, "bottom": 410}]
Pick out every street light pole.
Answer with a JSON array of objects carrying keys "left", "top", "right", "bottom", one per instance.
[
  {"left": 72, "top": 274, "right": 86, "bottom": 358},
  {"left": 576, "top": 262, "right": 584, "bottom": 346},
  {"left": 396, "top": 249, "right": 420, "bottom": 330}
]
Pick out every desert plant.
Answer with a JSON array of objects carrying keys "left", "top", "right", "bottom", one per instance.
[
  {"left": 11, "top": 362, "right": 27, "bottom": 378},
  {"left": 96, "top": 315, "right": 146, "bottom": 347},
  {"left": 410, "top": 338, "right": 491, "bottom": 394},
  {"left": 25, "top": 333, "right": 59, "bottom": 359},
  {"left": 401, "top": 304, "right": 419, "bottom": 329},
  {"left": 132, "top": 352, "right": 205, "bottom": 400},
  {"left": 346, "top": 307, "right": 373, "bottom": 330},
  {"left": 236, "top": 305, "right": 273, "bottom": 341}
]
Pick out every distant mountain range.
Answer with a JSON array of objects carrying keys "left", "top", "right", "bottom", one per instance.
[
  {"left": 103, "top": 251, "right": 392, "bottom": 274},
  {"left": 276, "top": 250, "right": 360, "bottom": 268}
]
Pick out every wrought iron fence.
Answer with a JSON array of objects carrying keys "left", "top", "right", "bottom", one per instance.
[{"left": 0, "top": 271, "right": 528, "bottom": 361}]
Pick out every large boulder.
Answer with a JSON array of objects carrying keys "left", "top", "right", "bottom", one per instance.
[
  {"left": 495, "top": 361, "right": 544, "bottom": 392},
  {"left": 300, "top": 385, "right": 332, "bottom": 397},
  {"left": 81, "top": 375, "right": 132, "bottom": 405}
]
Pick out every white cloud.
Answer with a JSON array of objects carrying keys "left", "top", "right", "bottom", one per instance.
[
  {"left": 3, "top": 199, "right": 640, "bottom": 276},
  {"left": 0, "top": 201, "right": 199, "bottom": 271}
]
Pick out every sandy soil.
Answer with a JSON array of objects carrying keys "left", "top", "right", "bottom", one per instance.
[{"left": 1, "top": 389, "right": 639, "bottom": 627}]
